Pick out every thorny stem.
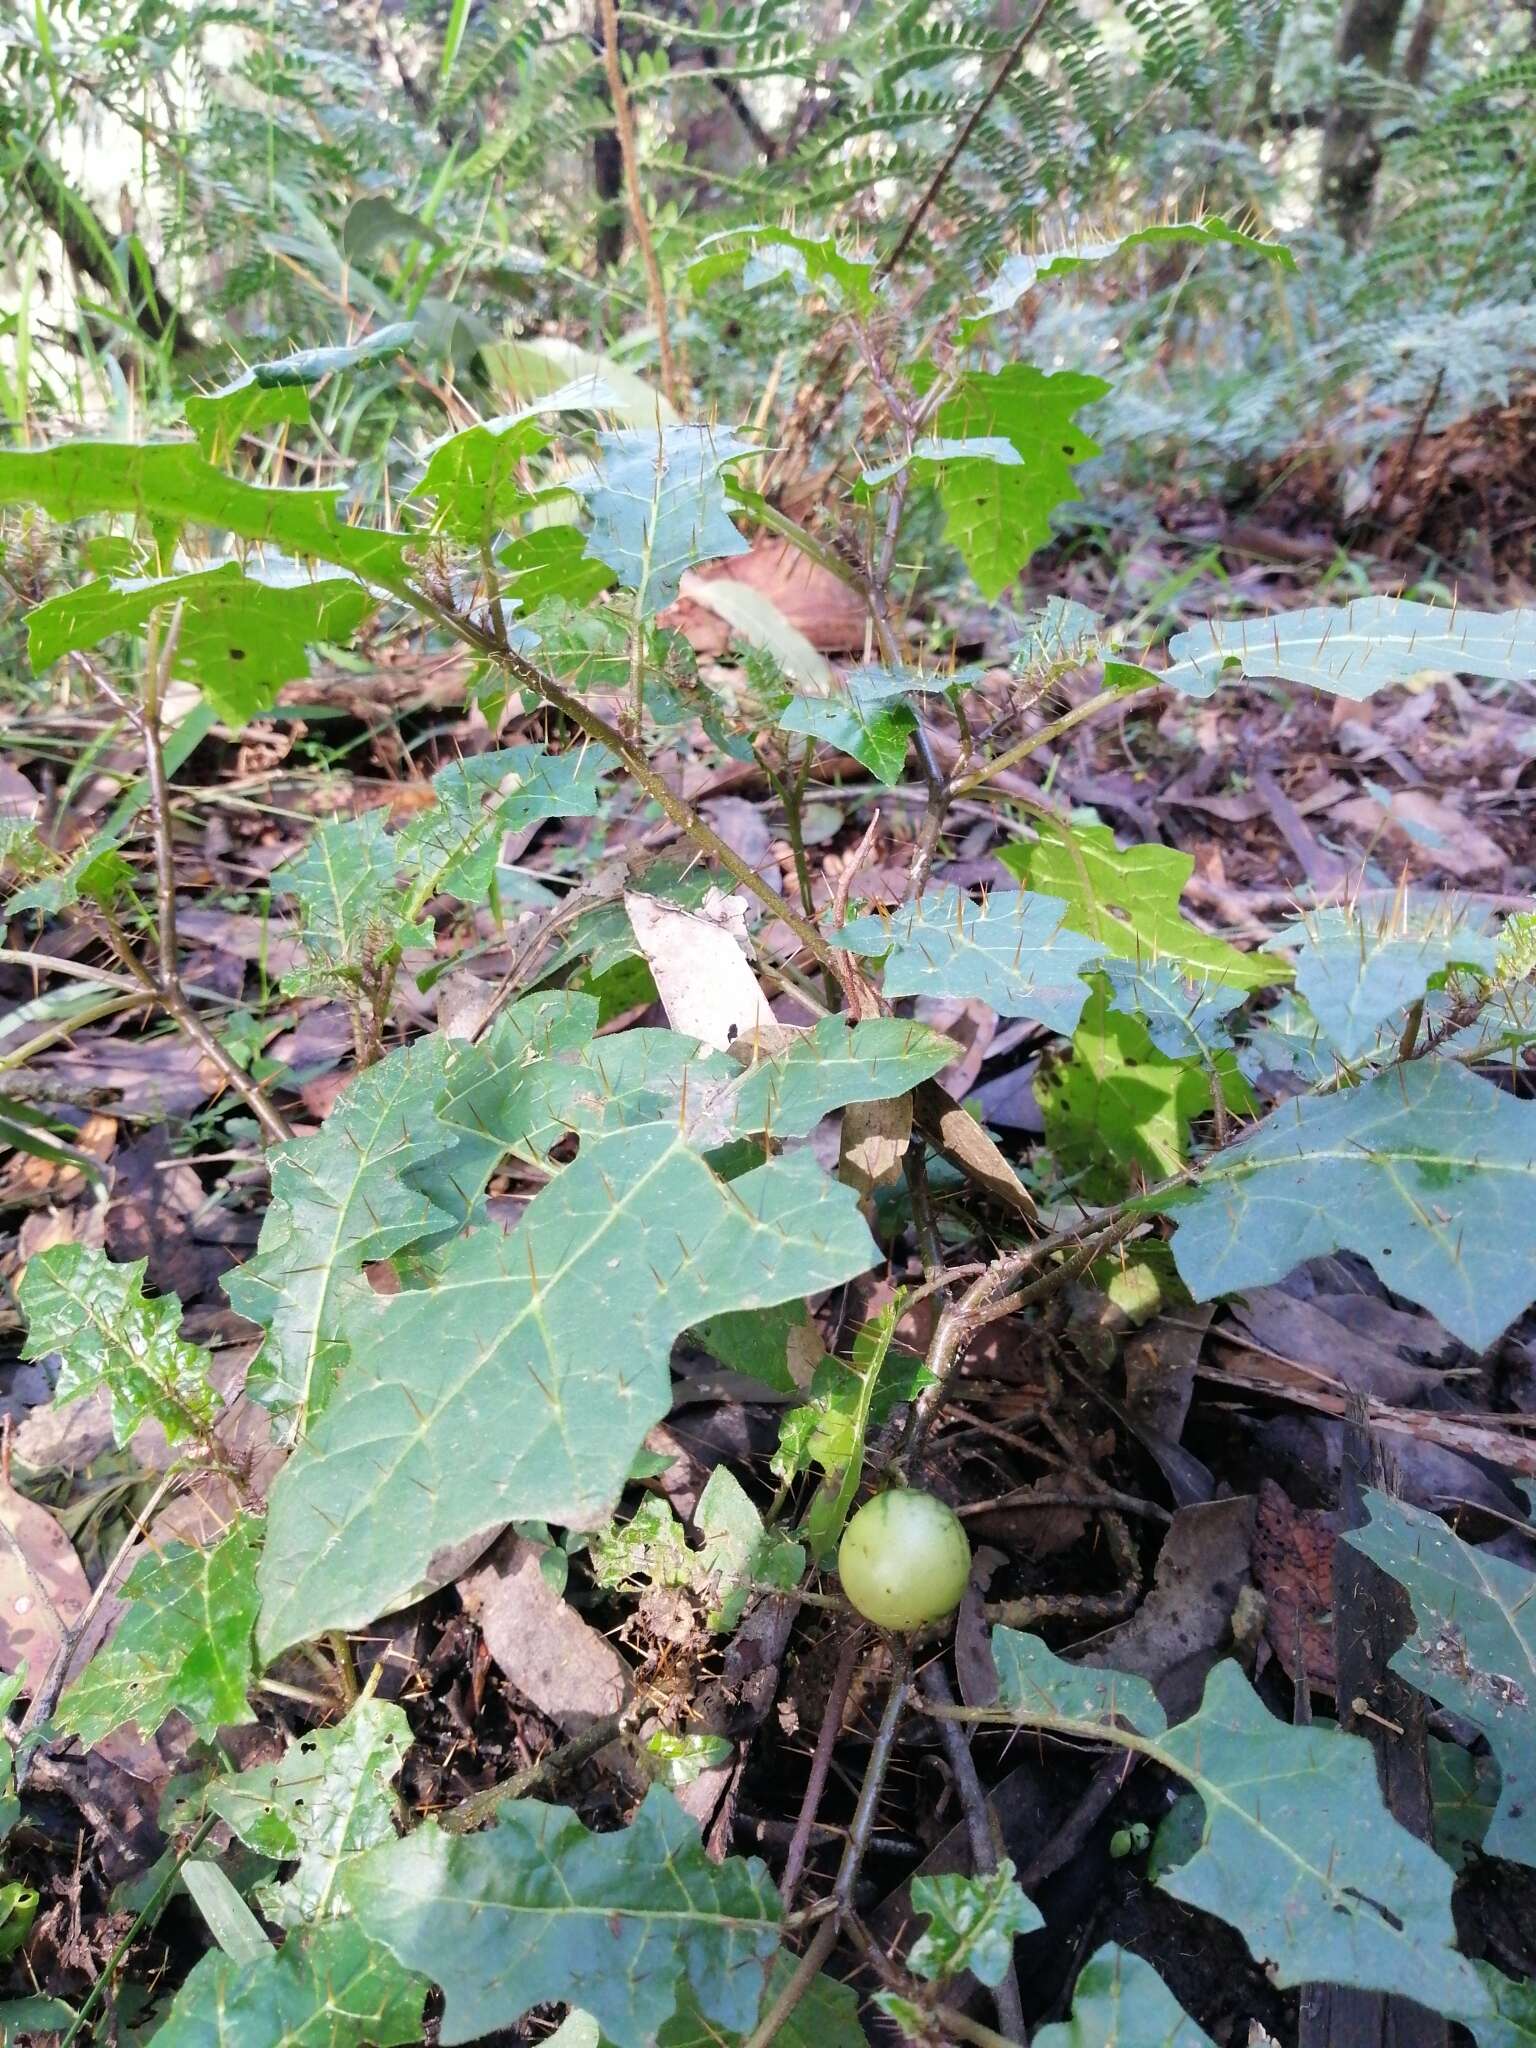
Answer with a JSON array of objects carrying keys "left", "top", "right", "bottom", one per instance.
[
  {"left": 1398, "top": 995, "right": 1426, "bottom": 1061},
  {"left": 845, "top": 1917, "right": 1025, "bottom": 2048},
  {"left": 742, "top": 1644, "right": 914, "bottom": 2048},
  {"left": 780, "top": 1627, "right": 867, "bottom": 1908},
  {"left": 599, "top": 0, "right": 681, "bottom": 412},
  {"left": 901, "top": 1214, "right": 1141, "bottom": 1468},
  {"left": 391, "top": 579, "right": 844, "bottom": 974},
  {"left": 950, "top": 680, "right": 1150, "bottom": 798},
  {"left": 921, "top": 1662, "right": 1026, "bottom": 2041}
]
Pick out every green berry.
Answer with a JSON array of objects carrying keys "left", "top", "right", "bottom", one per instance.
[{"left": 837, "top": 1489, "right": 971, "bottom": 1631}]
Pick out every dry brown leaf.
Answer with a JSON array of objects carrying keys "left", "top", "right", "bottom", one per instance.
[
  {"left": 913, "top": 1080, "right": 1037, "bottom": 1222},
  {"left": 625, "top": 888, "right": 777, "bottom": 1051},
  {"left": 1253, "top": 1479, "right": 1337, "bottom": 1692},
  {"left": 838, "top": 1092, "right": 912, "bottom": 1198},
  {"left": 459, "top": 1534, "right": 644, "bottom": 1792},
  {"left": 1199, "top": 1344, "right": 1536, "bottom": 1475},
  {"left": 658, "top": 539, "right": 866, "bottom": 657},
  {"left": 1332, "top": 788, "right": 1506, "bottom": 881},
  {"left": 1078, "top": 1497, "right": 1256, "bottom": 1718},
  {"left": 0, "top": 1473, "right": 91, "bottom": 1687}
]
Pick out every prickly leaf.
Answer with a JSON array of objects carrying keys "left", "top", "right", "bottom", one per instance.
[
  {"left": 1164, "top": 598, "right": 1536, "bottom": 701},
  {"left": 833, "top": 885, "right": 1102, "bottom": 1035},
  {"left": 1033, "top": 1945, "right": 1215, "bottom": 2048},
  {"left": 344, "top": 1787, "right": 782, "bottom": 2048},
  {"left": 1163, "top": 1060, "right": 1536, "bottom": 1350},
  {"left": 1344, "top": 1491, "right": 1536, "bottom": 1869},
  {"left": 57, "top": 1521, "right": 259, "bottom": 1746},
  {"left": 151, "top": 1918, "right": 426, "bottom": 2048},
  {"left": 257, "top": 1131, "right": 875, "bottom": 1654},
  {"left": 19, "top": 1245, "right": 219, "bottom": 1449}
]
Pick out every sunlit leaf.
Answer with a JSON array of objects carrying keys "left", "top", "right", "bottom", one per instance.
[
  {"left": 0, "top": 441, "right": 411, "bottom": 584},
  {"left": 27, "top": 561, "right": 374, "bottom": 726},
  {"left": 1003, "top": 822, "right": 1282, "bottom": 988},
  {"left": 58, "top": 1521, "right": 259, "bottom": 1745},
  {"left": 209, "top": 1697, "right": 413, "bottom": 1926},
  {"left": 271, "top": 809, "right": 431, "bottom": 999},
  {"left": 1164, "top": 597, "right": 1536, "bottom": 702},
  {"left": 152, "top": 1918, "right": 425, "bottom": 2048},
  {"left": 1040, "top": 979, "right": 1249, "bottom": 1199},
  {"left": 19, "top": 1244, "right": 219, "bottom": 1449},
  {"left": 928, "top": 365, "right": 1109, "bottom": 599},
  {"left": 689, "top": 225, "right": 877, "bottom": 309}
]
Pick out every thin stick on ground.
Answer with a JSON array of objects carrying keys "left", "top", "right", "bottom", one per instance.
[
  {"left": 57, "top": 1814, "right": 219, "bottom": 2047},
  {"left": 66, "top": 640, "right": 294, "bottom": 1144},
  {"left": 443, "top": 1708, "right": 641, "bottom": 1833}
]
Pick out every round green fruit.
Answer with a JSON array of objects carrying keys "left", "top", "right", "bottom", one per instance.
[{"left": 837, "top": 1489, "right": 972, "bottom": 1631}]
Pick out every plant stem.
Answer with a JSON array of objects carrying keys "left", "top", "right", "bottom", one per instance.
[
  {"left": 443, "top": 1709, "right": 637, "bottom": 1833},
  {"left": 879, "top": 0, "right": 1055, "bottom": 275},
  {"left": 598, "top": 0, "right": 680, "bottom": 412},
  {"left": 742, "top": 1644, "right": 913, "bottom": 2048},
  {"left": 71, "top": 635, "right": 292, "bottom": 1144},
  {"left": 920, "top": 1662, "right": 1026, "bottom": 2039},
  {"left": 950, "top": 682, "right": 1148, "bottom": 797},
  {"left": 780, "top": 1627, "right": 866, "bottom": 1907},
  {"left": 58, "top": 1814, "right": 218, "bottom": 2046}
]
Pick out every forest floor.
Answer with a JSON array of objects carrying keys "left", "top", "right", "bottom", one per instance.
[{"left": 1, "top": 394, "right": 1535, "bottom": 2043}]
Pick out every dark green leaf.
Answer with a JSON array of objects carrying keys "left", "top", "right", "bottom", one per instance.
[
  {"left": 257, "top": 1130, "right": 875, "bottom": 1654},
  {"left": 1033, "top": 1944, "right": 1215, "bottom": 2048},
  {"left": 345, "top": 1787, "right": 782, "bottom": 2048},
  {"left": 1344, "top": 1492, "right": 1536, "bottom": 1868},
  {"left": 1164, "top": 1060, "right": 1536, "bottom": 1350}
]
